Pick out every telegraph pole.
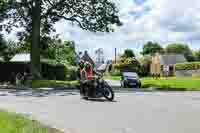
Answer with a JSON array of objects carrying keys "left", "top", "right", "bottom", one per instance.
[{"left": 115, "top": 48, "right": 117, "bottom": 64}]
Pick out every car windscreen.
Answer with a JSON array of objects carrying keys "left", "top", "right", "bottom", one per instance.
[{"left": 123, "top": 73, "right": 138, "bottom": 78}]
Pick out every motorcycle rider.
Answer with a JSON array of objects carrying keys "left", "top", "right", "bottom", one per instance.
[
  {"left": 81, "top": 61, "right": 102, "bottom": 99},
  {"left": 77, "top": 60, "right": 85, "bottom": 97}
]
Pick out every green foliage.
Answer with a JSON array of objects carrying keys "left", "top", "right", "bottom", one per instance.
[
  {"left": 175, "top": 62, "right": 200, "bottom": 71},
  {"left": 122, "top": 49, "right": 135, "bottom": 58},
  {"left": 0, "top": 0, "right": 8, "bottom": 23},
  {"left": 0, "top": 35, "right": 20, "bottom": 62},
  {"left": 41, "top": 63, "right": 66, "bottom": 80},
  {"left": 166, "top": 43, "right": 188, "bottom": 53},
  {"left": 16, "top": 36, "right": 76, "bottom": 66},
  {"left": 65, "top": 66, "right": 78, "bottom": 80},
  {"left": 3, "top": 40, "right": 19, "bottom": 62},
  {"left": 42, "top": 40, "right": 76, "bottom": 66},
  {"left": 113, "top": 57, "right": 141, "bottom": 75},
  {"left": 0, "top": 111, "right": 63, "bottom": 133},
  {"left": 193, "top": 50, "right": 200, "bottom": 61},
  {"left": 140, "top": 55, "right": 152, "bottom": 65},
  {"left": 110, "top": 69, "right": 121, "bottom": 76},
  {"left": 165, "top": 43, "right": 195, "bottom": 62},
  {"left": 141, "top": 41, "right": 164, "bottom": 56},
  {"left": 0, "top": 34, "right": 7, "bottom": 56},
  {"left": 1, "top": 0, "right": 121, "bottom": 80},
  {"left": 1, "top": 0, "right": 121, "bottom": 39}
]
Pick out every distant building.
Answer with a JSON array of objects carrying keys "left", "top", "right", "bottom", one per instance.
[{"left": 151, "top": 53, "right": 187, "bottom": 76}]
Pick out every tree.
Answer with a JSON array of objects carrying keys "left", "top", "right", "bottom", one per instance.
[
  {"left": 139, "top": 55, "right": 152, "bottom": 76},
  {"left": 0, "top": 34, "right": 7, "bottom": 57},
  {"left": 165, "top": 43, "right": 195, "bottom": 62},
  {"left": 3, "top": 40, "right": 19, "bottom": 62},
  {"left": 43, "top": 39, "right": 76, "bottom": 66},
  {"left": 193, "top": 50, "right": 200, "bottom": 61},
  {"left": 141, "top": 41, "right": 164, "bottom": 56},
  {"left": 122, "top": 49, "right": 135, "bottom": 58},
  {"left": 1, "top": 0, "right": 121, "bottom": 79}
]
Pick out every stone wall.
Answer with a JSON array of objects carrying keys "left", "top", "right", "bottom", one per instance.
[{"left": 176, "top": 69, "right": 200, "bottom": 77}]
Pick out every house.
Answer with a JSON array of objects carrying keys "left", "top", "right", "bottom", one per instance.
[
  {"left": 81, "top": 51, "right": 95, "bottom": 66},
  {"left": 10, "top": 53, "right": 66, "bottom": 80},
  {"left": 151, "top": 53, "right": 187, "bottom": 76}
]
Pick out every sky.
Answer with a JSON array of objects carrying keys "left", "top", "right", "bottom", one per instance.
[{"left": 4, "top": 0, "right": 200, "bottom": 60}]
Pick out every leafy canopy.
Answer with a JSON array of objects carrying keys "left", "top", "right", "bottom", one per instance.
[
  {"left": 122, "top": 49, "right": 135, "bottom": 58},
  {"left": 1, "top": 0, "right": 121, "bottom": 41},
  {"left": 141, "top": 41, "right": 164, "bottom": 56},
  {"left": 194, "top": 50, "right": 200, "bottom": 61},
  {"left": 165, "top": 43, "right": 195, "bottom": 62}
]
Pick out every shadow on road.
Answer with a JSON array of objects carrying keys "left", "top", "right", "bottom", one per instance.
[
  {"left": 0, "top": 89, "right": 78, "bottom": 98},
  {"left": 86, "top": 98, "right": 118, "bottom": 103}
]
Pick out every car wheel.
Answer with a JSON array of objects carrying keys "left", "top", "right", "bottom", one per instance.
[{"left": 124, "top": 83, "right": 128, "bottom": 88}]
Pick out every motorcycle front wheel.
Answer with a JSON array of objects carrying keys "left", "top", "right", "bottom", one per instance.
[{"left": 102, "top": 85, "right": 114, "bottom": 101}]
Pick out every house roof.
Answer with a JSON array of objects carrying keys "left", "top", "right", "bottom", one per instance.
[
  {"left": 81, "top": 51, "right": 94, "bottom": 65},
  {"left": 10, "top": 53, "right": 56, "bottom": 64},
  {"left": 10, "top": 53, "right": 30, "bottom": 62},
  {"left": 97, "top": 64, "right": 107, "bottom": 71},
  {"left": 160, "top": 54, "right": 186, "bottom": 65}
]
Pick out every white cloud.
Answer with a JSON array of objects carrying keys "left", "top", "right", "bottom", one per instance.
[{"left": 4, "top": 0, "right": 200, "bottom": 60}]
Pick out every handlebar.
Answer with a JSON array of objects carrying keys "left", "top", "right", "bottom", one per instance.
[{"left": 88, "top": 75, "right": 103, "bottom": 79}]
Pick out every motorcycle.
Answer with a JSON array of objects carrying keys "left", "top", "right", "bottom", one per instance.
[{"left": 81, "top": 76, "right": 114, "bottom": 101}]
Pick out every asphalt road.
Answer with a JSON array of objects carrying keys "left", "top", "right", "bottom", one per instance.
[{"left": 0, "top": 89, "right": 200, "bottom": 133}]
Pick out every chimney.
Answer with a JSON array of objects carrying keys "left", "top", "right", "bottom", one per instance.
[{"left": 84, "top": 50, "right": 88, "bottom": 55}]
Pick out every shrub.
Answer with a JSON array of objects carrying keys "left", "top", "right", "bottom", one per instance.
[
  {"left": 175, "top": 62, "right": 200, "bottom": 70},
  {"left": 113, "top": 57, "right": 141, "bottom": 74},
  {"left": 65, "top": 66, "right": 78, "bottom": 80},
  {"left": 110, "top": 69, "right": 121, "bottom": 76},
  {"left": 41, "top": 63, "right": 66, "bottom": 80}
]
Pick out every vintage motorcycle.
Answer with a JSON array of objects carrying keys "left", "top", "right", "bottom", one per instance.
[{"left": 81, "top": 76, "right": 114, "bottom": 101}]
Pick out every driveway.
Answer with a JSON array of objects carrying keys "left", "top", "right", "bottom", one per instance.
[{"left": 0, "top": 89, "right": 200, "bottom": 133}]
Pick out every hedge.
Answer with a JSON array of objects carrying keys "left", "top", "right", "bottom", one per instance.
[
  {"left": 65, "top": 66, "right": 78, "bottom": 80},
  {"left": 175, "top": 62, "right": 200, "bottom": 71},
  {"left": 0, "top": 62, "right": 77, "bottom": 81}
]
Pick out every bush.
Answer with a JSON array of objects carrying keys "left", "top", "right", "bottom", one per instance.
[
  {"left": 175, "top": 62, "right": 200, "bottom": 70},
  {"left": 65, "top": 66, "right": 78, "bottom": 80},
  {"left": 41, "top": 63, "right": 66, "bottom": 80},
  {"left": 110, "top": 69, "right": 121, "bottom": 76},
  {"left": 139, "top": 65, "right": 151, "bottom": 77},
  {"left": 113, "top": 57, "right": 141, "bottom": 75}
]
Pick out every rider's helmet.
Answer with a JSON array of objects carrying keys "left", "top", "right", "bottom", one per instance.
[
  {"left": 84, "top": 61, "right": 92, "bottom": 72},
  {"left": 79, "top": 60, "right": 85, "bottom": 69}
]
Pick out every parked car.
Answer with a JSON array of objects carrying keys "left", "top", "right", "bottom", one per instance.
[{"left": 121, "top": 72, "right": 141, "bottom": 88}]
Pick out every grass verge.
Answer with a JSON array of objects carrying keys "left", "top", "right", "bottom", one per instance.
[
  {"left": 0, "top": 111, "right": 63, "bottom": 133},
  {"left": 141, "top": 77, "right": 200, "bottom": 91},
  {"left": 105, "top": 76, "right": 121, "bottom": 80},
  {"left": 31, "top": 80, "right": 79, "bottom": 88}
]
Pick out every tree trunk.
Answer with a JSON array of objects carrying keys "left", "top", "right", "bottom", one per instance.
[{"left": 31, "top": 0, "right": 42, "bottom": 79}]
